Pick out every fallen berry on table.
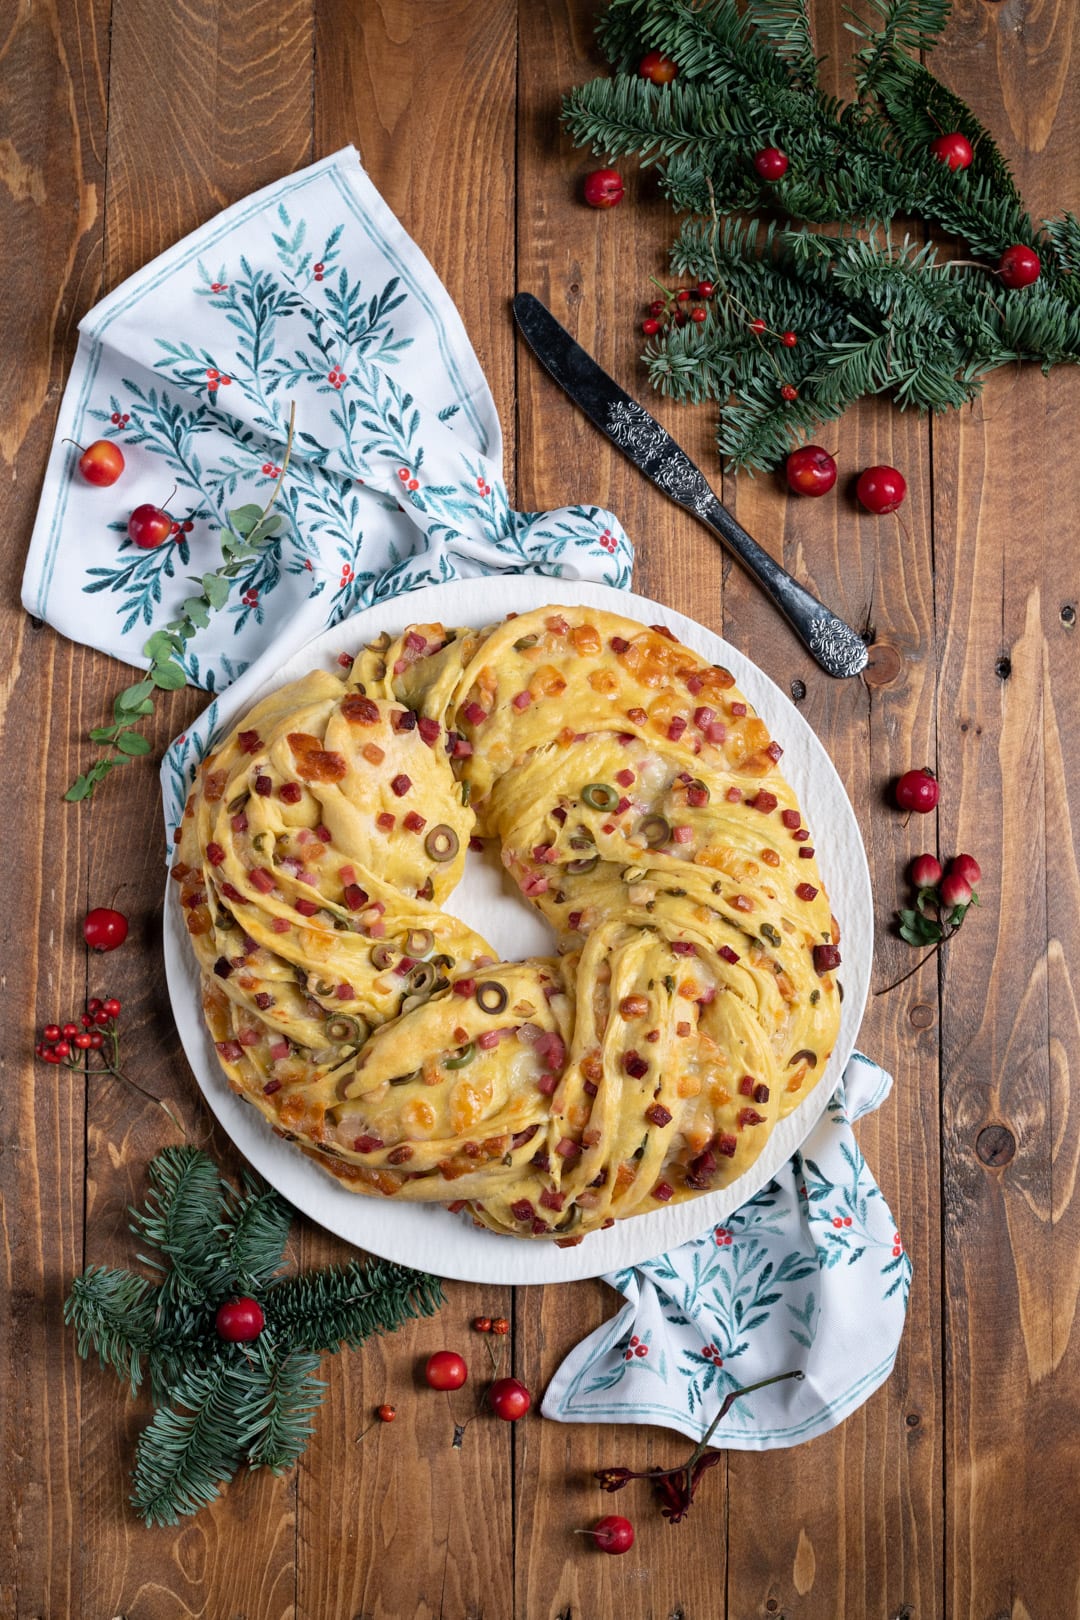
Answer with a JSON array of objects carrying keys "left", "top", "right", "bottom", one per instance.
[
  {"left": 581, "top": 1515, "right": 635, "bottom": 1555},
  {"left": 583, "top": 169, "right": 624, "bottom": 209},
  {"left": 910, "top": 853, "right": 943, "bottom": 888},
  {"left": 856, "top": 464, "right": 906, "bottom": 514},
  {"left": 488, "top": 1377, "right": 531, "bottom": 1421},
  {"left": 83, "top": 907, "right": 129, "bottom": 951},
  {"left": 895, "top": 768, "right": 939, "bottom": 813},
  {"left": 376, "top": 1404, "right": 396, "bottom": 1423},
  {"left": 785, "top": 445, "right": 837, "bottom": 497},
  {"left": 948, "top": 852, "right": 982, "bottom": 888},
  {"left": 473, "top": 1316, "right": 492, "bottom": 1333},
  {"left": 424, "top": 1350, "right": 468, "bottom": 1390},
  {"left": 939, "top": 870, "right": 972, "bottom": 909},
  {"left": 491, "top": 1317, "right": 510, "bottom": 1335}
]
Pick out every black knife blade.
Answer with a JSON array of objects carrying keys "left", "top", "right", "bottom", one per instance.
[{"left": 513, "top": 292, "right": 868, "bottom": 679}]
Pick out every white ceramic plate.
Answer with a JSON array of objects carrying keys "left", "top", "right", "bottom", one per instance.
[{"left": 164, "top": 579, "right": 871, "bottom": 1284}]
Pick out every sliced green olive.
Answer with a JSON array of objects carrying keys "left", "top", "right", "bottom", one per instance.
[
  {"left": 388, "top": 1068, "right": 422, "bottom": 1086},
  {"left": 370, "top": 943, "right": 396, "bottom": 970},
  {"left": 226, "top": 791, "right": 250, "bottom": 814},
  {"left": 569, "top": 833, "right": 595, "bottom": 851},
  {"left": 431, "top": 953, "right": 455, "bottom": 971},
  {"left": 760, "top": 923, "right": 781, "bottom": 946},
  {"left": 788, "top": 1048, "right": 818, "bottom": 1067},
  {"left": 513, "top": 634, "right": 539, "bottom": 651},
  {"left": 567, "top": 854, "right": 599, "bottom": 875},
  {"left": 582, "top": 782, "right": 618, "bottom": 812},
  {"left": 444, "top": 1042, "right": 476, "bottom": 1070},
  {"left": 407, "top": 961, "right": 437, "bottom": 995},
  {"left": 425, "top": 824, "right": 459, "bottom": 862},
  {"left": 640, "top": 815, "right": 670, "bottom": 848},
  {"left": 406, "top": 928, "right": 435, "bottom": 957},
  {"left": 326, "top": 1015, "right": 363, "bottom": 1043},
  {"left": 312, "top": 977, "right": 336, "bottom": 997},
  {"left": 475, "top": 981, "right": 509, "bottom": 1014}
]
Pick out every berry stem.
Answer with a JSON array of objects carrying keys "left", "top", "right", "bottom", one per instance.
[
  {"left": 874, "top": 935, "right": 949, "bottom": 995},
  {"left": 679, "top": 1370, "right": 804, "bottom": 1472}
]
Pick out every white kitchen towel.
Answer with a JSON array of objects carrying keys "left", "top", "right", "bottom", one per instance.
[
  {"left": 22, "top": 146, "right": 631, "bottom": 700},
  {"left": 543, "top": 1052, "right": 910, "bottom": 1447}
]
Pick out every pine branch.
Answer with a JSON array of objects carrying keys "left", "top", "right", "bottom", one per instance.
[
  {"left": 743, "top": 0, "right": 818, "bottom": 87},
  {"left": 64, "top": 1267, "right": 158, "bottom": 1395},
  {"left": 131, "top": 1357, "right": 268, "bottom": 1527},
  {"left": 265, "top": 1257, "right": 444, "bottom": 1354},
  {"left": 130, "top": 1146, "right": 230, "bottom": 1301},
  {"left": 847, "top": 0, "right": 951, "bottom": 99},
  {"left": 223, "top": 1181, "right": 294, "bottom": 1290},
  {"left": 245, "top": 1347, "right": 324, "bottom": 1473}
]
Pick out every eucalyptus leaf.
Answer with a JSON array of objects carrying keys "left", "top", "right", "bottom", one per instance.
[
  {"left": 182, "top": 597, "right": 211, "bottom": 630},
  {"left": 227, "top": 503, "right": 263, "bottom": 537},
  {"left": 202, "top": 573, "right": 231, "bottom": 611},
  {"left": 151, "top": 661, "right": 188, "bottom": 691},
  {"left": 143, "top": 631, "right": 182, "bottom": 662},
  {"left": 117, "top": 679, "right": 155, "bottom": 711}
]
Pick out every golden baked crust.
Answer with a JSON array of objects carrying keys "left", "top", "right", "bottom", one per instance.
[{"left": 175, "top": 606, "right": 841, "bottom": 1243}]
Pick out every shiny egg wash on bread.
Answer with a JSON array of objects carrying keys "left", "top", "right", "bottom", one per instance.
[{"left": 175, "top": 607, "right": 842, "bottom": 1244}]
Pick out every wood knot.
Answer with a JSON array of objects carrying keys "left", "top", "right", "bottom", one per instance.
[
  {"left": 909, "top": 1002, "right": 934, "bottom": 1029},
  {"left": 790, "top": 678, "right": 807, "bottom": 702},
  {"left": 1062, "top": 604, "right": 1076, "bottom": 628},
  {"left": 995, "top": 655, "right": 1012, "bottom": 680},
  {"left": 905, "top": 1412, "right": 920, "bottom": 1428},
  {"left": 976, "top": 1124, "right": 1015, "bottom": 1167},
  {"left": 862, "top": 641, "right": 902, "bottom": 687}
]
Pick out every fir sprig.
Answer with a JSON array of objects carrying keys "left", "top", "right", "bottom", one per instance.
[
  {"left": 564, "top": 0, "right": 1079, "bottom": 470},
  {"left": 65, "top": 402, "right": 296, "bottom": 802},
  {"left": 65, "top": 1146, "right": 444, "bottom": 1525}
]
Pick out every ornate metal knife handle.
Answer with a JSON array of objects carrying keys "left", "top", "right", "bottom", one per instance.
[{"left": 606, "top": 401, "right": 868, "bottom": 679}]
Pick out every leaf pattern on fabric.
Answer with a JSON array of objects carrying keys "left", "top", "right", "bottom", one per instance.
[{"left": 543, "top": 1058, "right": 911, "bottom": 1449}]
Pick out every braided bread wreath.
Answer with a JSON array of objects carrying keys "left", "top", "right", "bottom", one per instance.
[{"left": 173, "top": 601, "right": 845, "bottom": 1250}]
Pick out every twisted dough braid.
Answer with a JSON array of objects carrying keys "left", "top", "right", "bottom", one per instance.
[{"left": 175, "top": 607, "right": 841, "bottom": 1243}]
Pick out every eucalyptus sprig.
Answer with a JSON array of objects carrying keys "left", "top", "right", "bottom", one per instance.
[{"left": 65, "top": 402, "right": 297, "bottom": 803}]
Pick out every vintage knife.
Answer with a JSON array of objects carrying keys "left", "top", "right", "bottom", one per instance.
[{"left": 513, "top": 292, "right": 868, "bottom": 679}]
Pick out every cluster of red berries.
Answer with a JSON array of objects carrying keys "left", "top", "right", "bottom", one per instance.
[
  {"left": 209, "top": 281, "right": 228, "bottom": 293},
  {"left": 911, "top": 850, "right": 982, "bottom": 912},
  {"left": 36, "top": 997, "right": 121, "bottom": 1064},
  {"left": 640, "top": 281, "right": 717, "bottom": 335},
  {"left": 313, "top": 260, "right": 326, "bottom": 283},
  {"left": 205, "top": 368, "right": 233, "bottom": 393},
  {"left": 473, "top": 1314, "right": 509, "bottom": 1334},
  {"left": 327, "top": 366, "right": 347, "bottom": 390},
  {"left": 397, "top": 466, "right": 420, "bottom": 492}
]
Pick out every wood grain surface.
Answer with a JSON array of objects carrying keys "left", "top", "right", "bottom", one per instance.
[{"left": 1, "top": 2, "right": 1078, "bottom": 1616}]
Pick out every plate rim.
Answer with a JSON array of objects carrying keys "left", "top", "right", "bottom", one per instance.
[{"left": 163, "top": 577, "right": 871, "bottom": 1285}]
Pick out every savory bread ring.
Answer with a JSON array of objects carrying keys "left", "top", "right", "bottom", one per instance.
[{"left": 175, "top": 606, "right": 841, "bottom": 1243}]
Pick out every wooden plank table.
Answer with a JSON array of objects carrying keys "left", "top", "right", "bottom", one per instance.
[{"left": 3, "top": 3, "right": 1078, "bottom": 1615}]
